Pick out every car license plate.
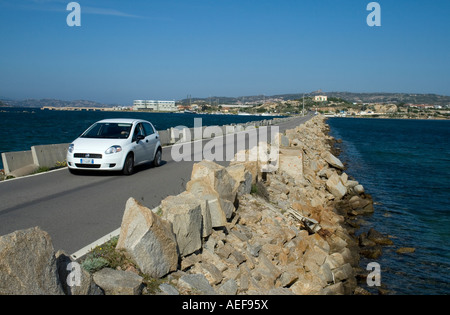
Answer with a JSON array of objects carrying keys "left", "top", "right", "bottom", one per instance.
[{"left": 80, "top": 158, "right": 94, "bottom": 164}]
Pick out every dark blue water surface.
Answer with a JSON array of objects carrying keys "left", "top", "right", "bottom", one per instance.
[
  {"left": 327, "top": 117, "right": 450, "bottom": 295},
  {"left": 0, "top": 107, "right": 279, "bottom": 169}
]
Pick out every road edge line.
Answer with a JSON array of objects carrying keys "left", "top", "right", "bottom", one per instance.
[{"left": 70, "top": 228, "right": 121, "bottom": 261}]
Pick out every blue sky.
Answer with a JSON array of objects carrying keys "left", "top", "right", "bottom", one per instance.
[{"left": 0, "top": 0, "right": 449, "bottom": 105}]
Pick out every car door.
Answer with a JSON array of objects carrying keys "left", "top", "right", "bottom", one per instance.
[
  {"left": 132, "top": 123, "right": 147, "bottom": 164},
  {"left": 143, "top": 122, "right": 158, "bottom": 161}
]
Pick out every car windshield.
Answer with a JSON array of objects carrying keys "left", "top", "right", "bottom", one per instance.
[{"left": 81, "top": 123, "right": 132, "bottom": 139}]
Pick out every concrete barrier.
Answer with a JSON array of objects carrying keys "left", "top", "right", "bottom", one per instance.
[
  {"left": 1, "top": 116, "right": 297, "bottom": 178},
  {"left": 158, "top": 130, "right": 170, "bottom": 146},
  {"left": 1, "top": 150, "right": 36, "bottom": 175},
  {"left": 31, "top": 143, "right": 71, "bottom": 169}
]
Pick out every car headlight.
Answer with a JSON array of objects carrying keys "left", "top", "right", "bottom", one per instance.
[
  {"left": 68, "top": 144, "right": 74, "bottom": 154},
  {"left": 105, "top": 145, "right": 123, "bottom": 154}
]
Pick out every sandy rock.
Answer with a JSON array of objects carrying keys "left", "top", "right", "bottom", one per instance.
[
  {"left": 360, "top": 246, "right": 383, "bottom": 259},
  {"left": 326, "top": 173, "right": 347, "bottom": 200},
  {"left": 278, "top": 148, "right": 303, "bottom": 179},
  {"left": 290, "top": 270, "right": 326, "bottom": 295},
  {"left": 192, "top": 262, "right": 223, "bottom": 285},
  {"left": 190, "top": 160, "right": 236, "bottom": 203},
  {"left": 354, "top": 184, "right": 365, "bottom": 195},
  {"left": 321, "top": 282, "right": 345, "bottom": 295},
  {"left": 230, "top": 151, "right": 259, "bottom": 185},
  {"left": 396, "top": 247, "right": 416, "bottom": 254},
  {"left": 322, "top": 151, "right": 345, "bottom": 170},
  {"left": 367, "top": 228, "right": 394, "bottom": 246}
]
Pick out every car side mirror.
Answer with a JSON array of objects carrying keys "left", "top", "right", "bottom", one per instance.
[{"left": 136, "top": 135, "right": 145, "bottom": 142}]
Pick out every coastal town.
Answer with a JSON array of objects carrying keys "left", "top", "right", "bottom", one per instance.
[{"left": 16, "top": 92, "right": 449, "bottom": 120}]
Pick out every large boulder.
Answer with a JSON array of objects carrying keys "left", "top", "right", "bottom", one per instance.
[
  {"left": 0, "top": 227, "right": 64, "bottom": 295},
  {"left": 278, "top": 148, "right": 303, "bottom": 179},
  {"left": 226, "top": 164, "right": 252, "bottom": 197},
  {"left": 161, "top": 193, "right": 203, "bottom": 257},
  {"left": 190, "top": 160, "right": 236, "bottom": 203},
  {"left": 326, "top": 173, "right": 347, "bottom": 200},
  {"left": 322, "top": 151, "right": 345, "bottom": 170},
  {"left": 116, "top": 198, "right": 179, "bottom": 278},
  {"left": 186, "top": 179, "right": 227, "bottom": 229},
  {"left": 56, "top": 251, "right": 103, "bottom": 295}
]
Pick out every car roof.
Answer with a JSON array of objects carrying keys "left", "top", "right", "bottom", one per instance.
[{"left": 97, "top": 118, "right": 150, "bottom": 125}]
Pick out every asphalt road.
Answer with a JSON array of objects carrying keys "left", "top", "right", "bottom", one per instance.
[{"left": 0, "top": 114, "right": 313, "bottom": 254}]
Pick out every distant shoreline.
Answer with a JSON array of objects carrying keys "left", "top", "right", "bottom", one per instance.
[{"left": 325, "top": 115, "right": 449, "bottom": 121}]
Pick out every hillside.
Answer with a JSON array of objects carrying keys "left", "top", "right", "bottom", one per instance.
[
  {"left": 0, "top": 98, "right": 110, "bottom": 108},
  {"left": 181, "top": 92, "right": 450, "bottom": 106},
  {"left": 2, "top": 92, "right": 449, "bottom": 109}
]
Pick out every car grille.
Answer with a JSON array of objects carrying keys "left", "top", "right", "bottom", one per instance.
[
  {"left": 74, "top": 153, "right": 103, "bottom": 159},
  {"left": 75, "top": 164, "right": 102, "bottom": 169}
]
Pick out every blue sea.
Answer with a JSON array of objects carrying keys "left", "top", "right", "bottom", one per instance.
[
  {"left": 328, "top": 118, "right": 450, "bottom": 295},
  {"left": 0, "top": 107, "right": 280, "bottom": 170}
]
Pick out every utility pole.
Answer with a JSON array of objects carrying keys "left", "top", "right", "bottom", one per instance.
[{"left": 302, "top": 94, "right": 305, "bottom": 116}]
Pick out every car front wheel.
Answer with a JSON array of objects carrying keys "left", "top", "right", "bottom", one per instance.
[{"left": 123, "top": 154, "right": 134, "bottom": 175}]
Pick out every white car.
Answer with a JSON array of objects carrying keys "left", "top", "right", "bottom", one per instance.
[{"left": 67, "top": 118, "right": 162, "bottom": 175}]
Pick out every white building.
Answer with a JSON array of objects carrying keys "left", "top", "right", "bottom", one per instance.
[
  {"left": 133, "top": 100, "right": 177, "bottom": 112},
  {"left": 314, "top": 95, "right": 328, "bottom": 102}
]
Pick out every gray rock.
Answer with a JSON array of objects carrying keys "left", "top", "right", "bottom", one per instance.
[
  {"left": 186, "top": 179, "right": 228, "bottom": 228},
  {"left": 117, "top": 198, "right": 179, "bottom": 278},
  {"left": 159, "top": 283, "right": 180, "bottom": 295},
  {"left": 93, "top": 268, "right": 143, "bottom": 295},
  {"left": 56, "top": 251, "right": 103, "bottom": 295},
  {"left": 247, "top": 242, "right": 262, "bottom": 257},
  {"left": 0, "top": 227, "right": 64, "bottom": 295},
  {"left": 161, "top": 192, "right": 203, "bottom": 257},
  {"left": 217, "top": 279, "right": 238, "bottom": 295},
  {"left": 227, "top": 164, "right": 253, "bottom": 198},
  {"left": 178, "top": 274, "right": 217, "bottom": 295}
]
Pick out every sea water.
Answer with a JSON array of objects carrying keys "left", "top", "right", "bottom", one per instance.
[{"left": 327, "top": 117, "right": 450, "bottom": 295}]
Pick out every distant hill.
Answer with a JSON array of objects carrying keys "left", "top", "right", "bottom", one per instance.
[
  {"left": 2, "top": 92, "right": 449, "bottom": 108},
  {"left": 321, "top": 92, "right": 450, "bottom": 105},
  {"left": 180, "top": 92, "right": 450, "bottom": 106},
  {"left": 0, "top": 98, "right": 110, "bottom": 108}
]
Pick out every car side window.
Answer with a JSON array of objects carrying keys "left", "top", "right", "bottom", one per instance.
[
  {"left": 143, "top": 123, "right": 155, "bottom": 136},
  {"left": 133, "top": 123, "right": 145, "bottom": 142}
]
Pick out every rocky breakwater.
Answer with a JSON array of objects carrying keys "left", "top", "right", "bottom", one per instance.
[
  {"left": 0, "top": 115, "right": 380, "bottom": 295},
  {"left": 109, "top": 115, "right": 374, "bottom": 295}
]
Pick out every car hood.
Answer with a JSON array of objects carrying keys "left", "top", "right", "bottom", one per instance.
[{"left": 71, "top": 138, "right": 129, "bottom": 153}]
